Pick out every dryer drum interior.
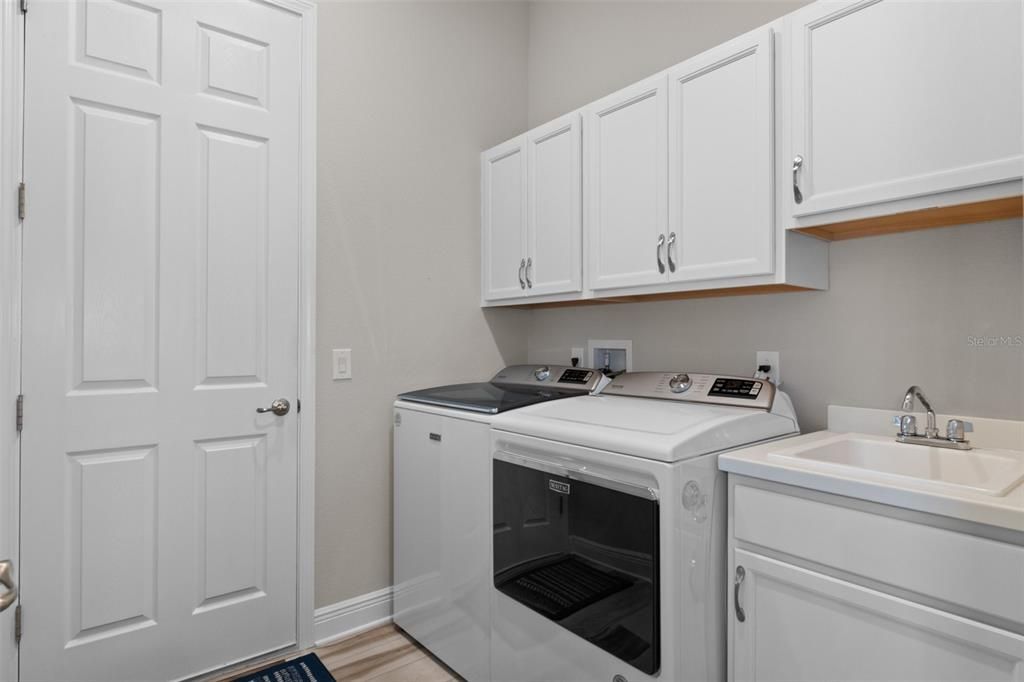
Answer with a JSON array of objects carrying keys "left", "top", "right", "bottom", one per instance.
[{"left": 493, "top": 459, "right": 661, "bottom": 675}]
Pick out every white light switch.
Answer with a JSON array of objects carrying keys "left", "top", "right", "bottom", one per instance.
[{"left": 332, "top": 348, "right": 352, "bottom": 380}]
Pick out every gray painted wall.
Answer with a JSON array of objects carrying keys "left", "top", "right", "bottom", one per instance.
[{"left": 315, "top": 1, "right": 530, "bottom": 608}]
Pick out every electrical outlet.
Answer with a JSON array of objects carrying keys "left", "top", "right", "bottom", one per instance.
[
  {"left": 571, "top": 347, "right": 585, "bottom": 366},
  {"left": 755, "top": 351, "right": 780, "bottom": 386},
  {"left": 332, "top": 348, "right": 352, "bottom": 380}
]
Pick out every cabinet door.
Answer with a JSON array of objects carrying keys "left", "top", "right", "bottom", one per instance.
[
  {"left": 526, "top": 113, "right": 582, "bottom": 296},
  {"left": 585, "top": 74, "right": 669, "bottom": 291},
  {"left": 668, "top": 29, "right": 774, "bottom": 283},
  {"left": 482, "top": 137, "right": 527, "bottom": 300},
  {"left": 731, "top": 549, "right": 1024, "bottom": 682},
  {"left": 789, "top": 0, "right": 1023, "bottom": 219}
]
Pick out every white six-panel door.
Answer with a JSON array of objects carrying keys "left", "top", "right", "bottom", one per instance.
[
  {"left": 20, "top": 1, "right": 303, "bottom": 679},
  {"left": 667, "top": 29, "right": 774, "bottom": 283},
  {"left": 585, "top": 73, "right": 669, "bottom": 291},
  {"left": 526, "top": 113, "right": 582, "bottom": 297}
]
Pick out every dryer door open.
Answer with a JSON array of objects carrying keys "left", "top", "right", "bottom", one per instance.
[{"left": 492, "top": 457, "right": 660, "bottom": 675}]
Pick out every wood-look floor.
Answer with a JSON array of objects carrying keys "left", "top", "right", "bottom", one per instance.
[{"left": 215, "top": 625, "right": 460, "bottom": 682}]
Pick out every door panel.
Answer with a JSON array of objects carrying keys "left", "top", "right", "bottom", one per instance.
[
  {"left": 21, "top": 1, "right": 303, "bottom": 679},
  {"left": 585, "top": 74, "right": 668, "bottom": 291},
  {"left": 789, "top": 0, "right": 1023, "bottom": 218},
  {"left": 668, "top": 29, "right": 774, "bottom": 282},
  {"left": 732, "top": 550, "right": 1024, "bottom": 681},
  {"left": 482, "top": 137, "right": 527, "bottom": 301},
  {"left": 526, "top": 114, "right": 582, "bottom": 296}
]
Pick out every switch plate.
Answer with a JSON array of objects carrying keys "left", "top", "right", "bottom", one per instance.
[
  {"left": 332, "top": 348, "right": 352, "bottom": 380},
  {"left": 755, "top": 350, "right": 780, "bottom": 386}
]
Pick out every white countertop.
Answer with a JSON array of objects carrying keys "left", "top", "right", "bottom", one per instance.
[{"left": 719, "top": 430, "right": 1024, "bottom": 533}]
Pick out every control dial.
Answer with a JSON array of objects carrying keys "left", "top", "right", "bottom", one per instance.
[
  {"left": 534, "top": 365, "right": 551, "bottom": 381},
  {"left": 668, "top": 373, "right": 691, "bottom": 393}
]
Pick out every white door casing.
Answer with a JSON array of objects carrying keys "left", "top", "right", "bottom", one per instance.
[
  {"left": 20, "top": 0, "right": 312, "bottom": 679},
  {"left": 526, "top": 113, "right": 582, "bottom": 297},
  {"left": 481, "top": 136, "right": 528, "bottom": 301},
  {"left": 788, "top": 0, "right": 1023, "bottom": 219},
  {"left": 0, "top": 0, "right": 23, "bottom": 678},
  {"left": 585, "top": 73, "right": 669, "bottom": 291},
  {"left": 667, "top": 28, "right": 774, "bottom": 283}
]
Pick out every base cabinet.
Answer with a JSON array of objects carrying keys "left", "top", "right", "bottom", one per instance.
[
  {"left": 728, "top": 480, "right": 1024, "bottom": 682},
  {"left": 731, "top": 550, "right": 1024, "bottom": 682},
  {"left": 393, "top": 407, "right": 491, "bottom": 681}
]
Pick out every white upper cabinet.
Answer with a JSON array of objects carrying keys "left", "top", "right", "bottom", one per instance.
[
  {"left": 667, "top": 28, "right": 774, "bottom": 283},
  {"left": 787, "top": 0, "right": 1023, "bottom": 223},
  {"left": 481, "top": 137, "right": 527, "bottom": 301},
  {"left": 526, "top": 113, "right": 583, "bottom": 297},
  {"left": 585, "top": 74, "right": 669, "bottom": 291}
]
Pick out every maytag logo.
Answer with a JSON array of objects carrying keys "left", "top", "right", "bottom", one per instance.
[{"left": 548, "top": 480, "right": 570, "bottom": 495}]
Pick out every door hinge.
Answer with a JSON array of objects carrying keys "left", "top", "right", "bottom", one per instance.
[
  {"left": 17, "top": 183, "right": 25, "bottom": 221},
  {"left": 15, "top": 394, "right": 23, "bottom": 433},
  {"left": 14, "top": 604, "right": 21, "bottom": 645},
  {"left": 18, "top": 0, "right": 26, "bottom": 14}
]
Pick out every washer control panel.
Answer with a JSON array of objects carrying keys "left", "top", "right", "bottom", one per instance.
[
  {"left": 603, "top": 372, "right": 775, "bottom": 409},
  {"left": 490, "top": 365, "right": 610, "bottom": 393}
]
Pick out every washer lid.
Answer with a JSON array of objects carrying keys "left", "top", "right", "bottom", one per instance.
[{"left": 490, "top": 394, "right": 799, "bottom": 462}]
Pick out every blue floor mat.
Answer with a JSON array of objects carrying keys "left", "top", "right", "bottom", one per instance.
[{"left": 232, "top": 652, "right": 335, "bottom": 682}]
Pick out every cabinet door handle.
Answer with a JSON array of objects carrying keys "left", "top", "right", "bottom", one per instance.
[
  {"left": 525, "top": 257, "right": 533, "bottom": 288},
  {"left": 656, "top": 234, "right": 666, "bottom": 274},
  {"left": 666, "top": 232, "right": 677, "bottom": 273},
  {"left": 792, "top": 155, "right": 804, "bottom": 205},
  {"left": 518, "top": 259, "right": 526, "bottom": 289},
  {"left": 734, "top": 565, "right": 746, "bottom": 622}
]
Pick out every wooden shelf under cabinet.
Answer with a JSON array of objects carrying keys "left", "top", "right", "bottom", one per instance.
[{"left": 794, "top": 195, "right": 1023, "bottom": 242}]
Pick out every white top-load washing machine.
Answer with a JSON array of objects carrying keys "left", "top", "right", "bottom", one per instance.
[
  {"left": 392, "top": 365, "right": 609, "bottom": 681},
  {"left": 489, "top": 372, "right": 799, "bottom": 682}
]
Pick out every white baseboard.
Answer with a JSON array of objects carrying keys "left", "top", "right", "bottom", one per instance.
[{"left": 313, "top": 586, "right": 394, "bottom": 648}]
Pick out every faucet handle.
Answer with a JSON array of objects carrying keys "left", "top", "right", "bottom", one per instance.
[
  {"left": 893, "top": 414, "right": 918, "bottom": 436},
  {"left": 946, "top": 419, "right": 973, "bottom": 443}
]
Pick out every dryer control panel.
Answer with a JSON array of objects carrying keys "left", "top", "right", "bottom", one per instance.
[{"left": 602, "top": 372, "right": 775, "bottom": 410}]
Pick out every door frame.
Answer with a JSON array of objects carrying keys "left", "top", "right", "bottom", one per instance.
[
  {"left": 0, "top": 0, "right": 319, "bottom": 664},
  {"left": 0, "top": 0, "right": 23, "bottom": 679}
]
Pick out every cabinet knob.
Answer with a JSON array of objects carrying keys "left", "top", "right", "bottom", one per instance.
[
  {"left": 518, "top": 258, "right": 526, "bottom": 290},
  {"left": 656, "top": 234, "right": 666, "bottom": 274}
]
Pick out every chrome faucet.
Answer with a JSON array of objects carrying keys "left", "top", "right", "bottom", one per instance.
[
  {"left": 893, "top": 385, "right": 972, "bottom": 450},
  {"left": 901, "top": 385, "right": 938, "bottom": 438}
]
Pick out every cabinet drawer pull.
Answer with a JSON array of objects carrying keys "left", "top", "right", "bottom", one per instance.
[
  {"left": 656, "top": 234, "right": 666, "bottom": 274},
  {"left": 429, "top": 433, "right": 441, "bottom": 442},
  {"left": 518, "top": 259, "right": 526, "bottom": 289},
  {"left": 666, "top": 232, "right": 677, "bottom": 273},
  {"left": 525, "top": 257, "right": 533, "bottom": 288},
  {"left": 734, "top": 565, "right": 746, "bottom": 622},
  {"left": 792, "top": 155, "right": 804, "bottom": 205}
]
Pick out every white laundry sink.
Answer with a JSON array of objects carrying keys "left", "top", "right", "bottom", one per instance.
[{"left": 767, "top": 434, "right": 1024, "bottom": 496}]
